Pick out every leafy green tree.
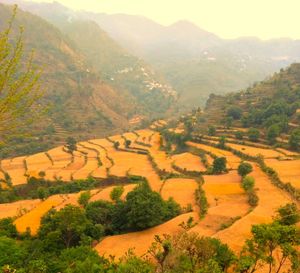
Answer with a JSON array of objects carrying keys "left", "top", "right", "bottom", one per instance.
[
  {"left": 110, "top": 186, "right": 124, "bottom": 202},
  {"left": 238, "top": 222, "right": 300, "bottom": 273},
  {"left": 116, "top": 255, "right": 154, "bottom": 273},
  {"left": 0, "top": 6, "right": 43, "bottom": 142},
  {"left": 0, "top": 218, "right": 17, "bottom": 238},
  {"left": 0, "top": 236, "right": 26, "bottom": 268},
  {"left": 247, "top": 128, "right": 260, "bottom": 142},
  {"left": 267, "top": 124, "right": 280, "bottom": 144},
  {"left": 58, "top": 246, "right": 107, "bottom": 273},
  {"left": 39, "top": 205, "right": 92, "bottom": 248},
  {"left": 113, "top": 182, "right": 180, "bottom": 231},
  {"left": 225, "top": 116, "right": 233, "bottom": 128},
  {"left": 208, "top": 126, "right": 216, "bottom": 136},
  {"left": 37, "top": 187, "right": 48, "bottom": 201},
  {"left": 125, "top": 140, "right": 131, "bottom": 148},
  {"left": 238, "top": 162, "right": 253, "bottom": 177},
  {"left": 212, "top": 157, "right": 227, "bottom": 174},
  {"left": 276, "top": 203, "right": 300, "bottom": 226},
  {"left": 78, "top": 191, "right": 91, "bottom": 208},
  {"left": 65, "top": 137, "right": 77, "bottom": 154},
  {"left": 114, "top": 141, "right": 120, "bottom": 150},
  {"left": 217, "top": 136, "right": 226, "bottom": 149},
  {"left": 227, "top": 106, "right": 242, "bottom": 120},
  {"left": 235, "top": 131, "right": 244, "bottom": 140},
  {"left": 125, "top": 182, "right": 170, "bottom": 230},
  {"left": 242, "top": 176, "right": 255, "bottom": 192},
  {"left": 289, "top": 129, "right": 300, "bottom": 151}
]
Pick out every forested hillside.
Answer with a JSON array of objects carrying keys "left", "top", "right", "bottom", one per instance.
[
  {"left": 189, "top": 63, "right": 300, "bottom": 149},
  {"left": 0, "top": 3, "right": 176, "bottom": 157}
]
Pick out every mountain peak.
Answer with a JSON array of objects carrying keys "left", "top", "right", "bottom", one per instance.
[{"left": 168, "top": 20, "right": 219, "bottom": 39}]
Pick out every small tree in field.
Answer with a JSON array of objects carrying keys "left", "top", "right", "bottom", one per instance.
[
  {"left": 78, "top": 191, "right": 91, "bottom": 208},
  {"left": 212, "top": 157, "right": 227, "bottom": 174},
  {"left": 0, "top": 6, "right": 43, "bottom": 144},
  {"left": 114, "top": 141, "right": 120, "bottom": 150},
  {"left": 217, "top": 136, "right": 226, "bottom": 148},
  {"left": 241, "top": 176, "right": 255, "bottom": 191},
  {"left": 110, "top": 186, "right": 124, "bottom": 202},
  {"left": 247, "top": 128, "right": 260, "bottom": 142},
  {"left": 289, "top": 129, "right": 300, "bottom": 151},
  {"left": 125, "top": 140, "right": 131, "bottom": 148},
  {"left": 238, "top": 162, "right": 253, "bottom": 177},
  {"left": 65, "top": 137, "right": 77, "bottom": 154}
]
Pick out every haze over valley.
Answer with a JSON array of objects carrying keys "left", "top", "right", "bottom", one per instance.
[{"left": 0, "top": 1, "right": 299, "bottom": 272}]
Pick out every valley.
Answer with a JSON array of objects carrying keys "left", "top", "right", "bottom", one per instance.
[{"left": 0, "top": 123, "right": 299, "bottom": 265}]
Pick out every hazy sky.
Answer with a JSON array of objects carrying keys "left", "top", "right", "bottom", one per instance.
[{"left": 35, "top": 0, "right": 300, "bottom": 39}]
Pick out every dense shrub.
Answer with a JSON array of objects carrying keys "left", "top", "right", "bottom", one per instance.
[{"left": 238, "top": 162, "right": 253, "bottom": 177}]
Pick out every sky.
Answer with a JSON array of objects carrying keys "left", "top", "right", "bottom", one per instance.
[{"left": 33, "top": 0, "right": 300, "bottom": 39}]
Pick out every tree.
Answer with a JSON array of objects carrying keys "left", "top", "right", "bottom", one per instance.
[
  {"left": 289, "top": 129, "right": 300, "bottom": 151},
  {"left": 114, "top": 141, "right": 120, "bottom": 150},
  {"left": 248, "top": 128, "right": 260, "bottom": 142},
  {"left": 112, "top": 182, "right": 180, "bottom": 231},
  {"left": 85, "top": 200, "right": 113, "bottom": 234},
  {"left": 238, "top": 222, "right": 300, "bottom": 273},
  {"left": 212, "top": 157, "right": 227, "bottom": 174},
  {"left": 227, "top": 106, "right": 242, "bottom": 120},
  {"left": 217, "top": 136, "right": 226, "bottom": 149},
  {"left": 0, "top": 236, "right": 26, "bottom": 268},
  {"left": 125, "top": 140, "right": 131, "bottom": 148},
  {"left": 0, "top": 6, "right": 43, "bottom": 142},
  {"left": 65, "top": 137, "right": 77, "bottom": 154},
  {"left": 267, "top": 124, "right": 280, "bottom": 145},
  {"left": 39, "top": 205, "right": 93, "bottom": 248},
  {"left": 242, "top": 176, "right": 255, "bottom": 191},
  {"left": 276, "top": 203, "right": 300, "bottom": 226},
  {"left": 235, "top": 131, "right": 244, "bottom": 140},
  {"left": 238, "top": 162, "right": 253, "bottom": 177},
  {"left": 110, "top": 186, "right": 124, "bottom": 202},
  {"left": 78, "top": 191, "right": 91, "bottom": 208},
  {"left": 0, "top": 218, "right": 17, "bottom": 238},
  {"left": 208, "top": 126, "right": 216, "bottom": 136}
]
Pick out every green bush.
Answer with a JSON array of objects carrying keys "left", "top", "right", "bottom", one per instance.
[
  {"left": 242, "top": 176, "right": 255, "bottom": 191},
  {"left": 238, "top": 162, "right": 253, "bottom": 177}
]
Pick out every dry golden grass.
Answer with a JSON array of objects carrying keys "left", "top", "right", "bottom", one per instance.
[
  {"left": 265, "top": 158, "right": 300, "bottom": 189},
  {"left": 276, "top": 148, "right": 299, "bottom": 156},
  {"left": 161, "top": 178, "right": 198, "bottom": 209},
  {"left": 26, "top": 152, "right": 52, "bottom": 178},
  {"left": 95, "top": 212, "right": 198, "bottom": 258},
  {"left": 227, "top": 143, "right": 282, "bottom": 158},
  {"left": 187, "top": 142, "right": 241, "bottom": 169},
  {"left": 171, "top": 152, "right": 206, "bottom": 172},
  {"left": 56, "top": 151, "right": 86, "bottom": 181},
  {"left": 189, "top": 171, "right": 249, "bottom": 237},
  {"left": 136, "top": 129, "right": 155, "bottom": 145},
  {"left": 0, "top": 199, "right": 41, "bottom": 219},
  {"left": 122, "top": 132, "right": 150, "bottom": 150},
  {"left": 54, "top": 189, "right": 100, "bottom": 210},
  {"left": 82, "top": 141, "right": 112, "bottom": 178},
  {"left": 1, "top": 156, "right": 27, "bottom": 185},
  {"left": 90, "top": 184, "right": 136, "bottom": 202},
  {"left": 214, "top": 165, "right": 293, "bottom": 252},
  {"left": 14, "top": 195, "right": 65, "bottom": 235},
  {"left": 45, "top": 147, "right": 72, "bottom": 180},
  {"left": 72, "top": 145, "right": 99, "bottom": 180}
]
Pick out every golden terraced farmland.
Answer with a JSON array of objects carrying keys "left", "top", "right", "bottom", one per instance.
[{"left": 0, "top": 127, "right": 299, "bottom": 264}]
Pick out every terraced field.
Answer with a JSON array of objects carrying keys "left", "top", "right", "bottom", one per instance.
[
  {"left": 1, "top": 156, "right": 27, "bottom": 185},
  {"left": 0, "top": 127, "right": 299, "bottom": 266},
  {"left": 187, "top": 141, "right": 241, "bottom": 169},
  {"left": 265, "top": 158, "right": 300, "bottom": 189}
]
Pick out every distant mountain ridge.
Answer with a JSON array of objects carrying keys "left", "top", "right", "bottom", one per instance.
[
  {"left": 0, "top": 2, "right": 176, "bottom": 157},
  {"left": 3, "top": 0, "right": 300, "bottom": 109}
]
